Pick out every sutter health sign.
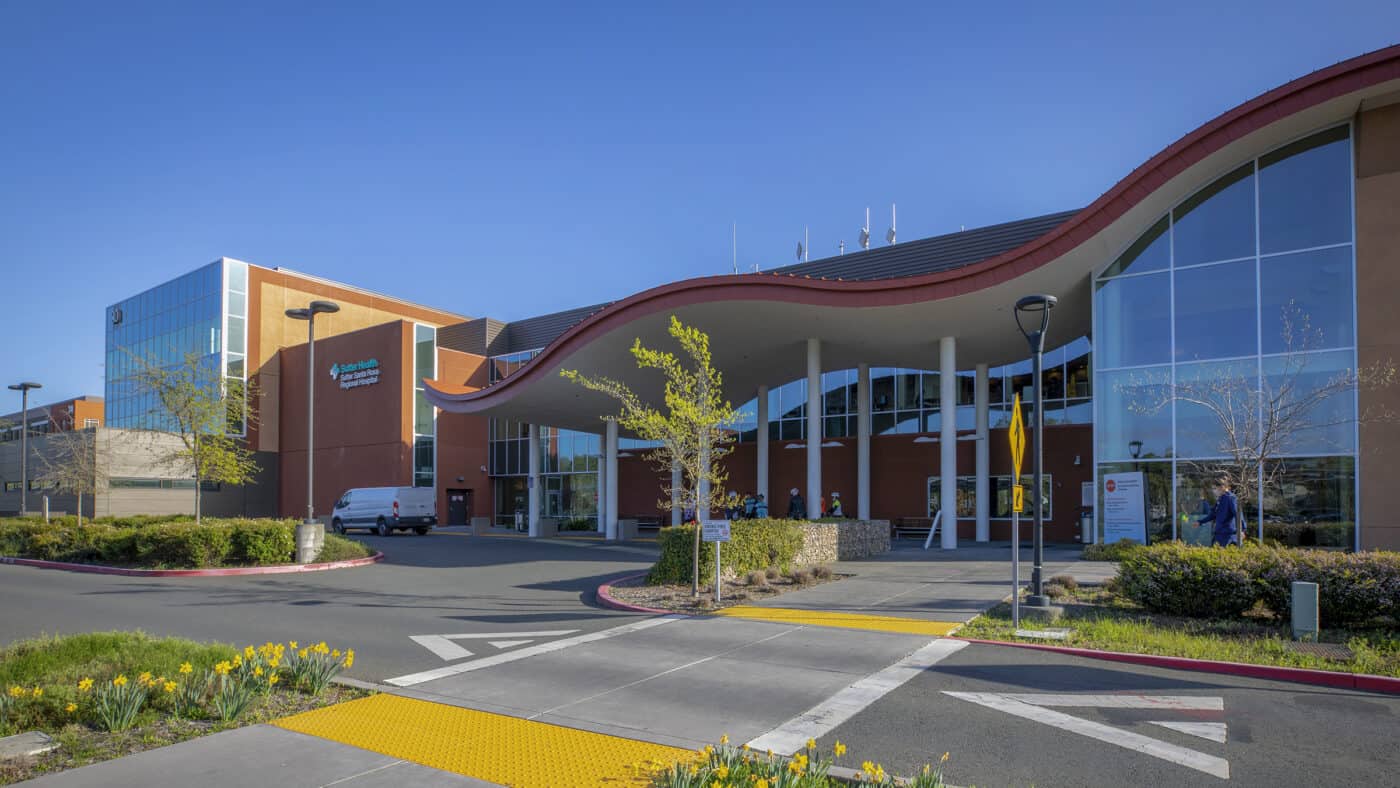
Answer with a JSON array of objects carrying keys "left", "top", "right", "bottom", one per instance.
[{"left": 330, "top": 359, "right": 381, "bottom": 390}]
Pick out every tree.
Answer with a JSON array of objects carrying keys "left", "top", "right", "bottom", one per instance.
[
  {"left": 561, "top": 316, "right": 739, "bottom": 596},
  {"left": 36, "top": 426, "right": 107, "bottom": 525},
  {"left": 130, "top": 352, "right": 261, "bottom": 524},
  {"left": 1122, "top": 302, "right": 1395, "bottom": 542}
]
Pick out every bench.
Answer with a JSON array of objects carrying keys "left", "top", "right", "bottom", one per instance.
[{"left": 892, "top": 517, "right": 937, "bottom": 540}]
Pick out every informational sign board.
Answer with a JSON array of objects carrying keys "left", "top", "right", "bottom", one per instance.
[
  {"left": 1102, "top": 472, "right": 1148, "bottom": 544},
  {"left": 701, "top": 519, "right": 731, "bottom": 543},
  {"left": 330, "top": 359, "right": 381, "bottom": 390}
]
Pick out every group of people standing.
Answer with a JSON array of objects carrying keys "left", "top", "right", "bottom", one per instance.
[{"left": 680, "top": 488, "right": 849, "bottom": 522}]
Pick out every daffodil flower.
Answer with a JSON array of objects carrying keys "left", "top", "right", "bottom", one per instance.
[
  {"left": 834, "top": 740, "right": 847, "bottom": 757},
  {"left": 178, "top": 662, "right": 192, "bottom": 675},
  {"left": 77, "top": 678, "right": 93, "bottom": 692},
  {"left": 112, "top": 675, "right": 129, "bottom": 687}
]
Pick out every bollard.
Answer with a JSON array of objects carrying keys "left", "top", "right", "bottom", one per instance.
[
  {"left": 42, "top": 496, "right": 50, "bottom": 523},
  {"left": 295, "top": 521, "right": 324, "bottom": 564},
  {"left": 1292, "top": 581, "right": 1319, "bottom": 642}
]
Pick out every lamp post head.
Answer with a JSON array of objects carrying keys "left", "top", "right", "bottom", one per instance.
[
  {"left": 308, "top": 300, "right": 340, "bottom": 316},
  {"left": 285, "top": 308, "right": 311, "bottom": 320},
  {"left": 1129, "top": 440, "right": 1143, "bottom": 459},
  {"left": 8, "top": 382, "right": 42, "bottom": 392},
  {"left": 1014, "top": 294, "right": 1058, "bottom": 353}
]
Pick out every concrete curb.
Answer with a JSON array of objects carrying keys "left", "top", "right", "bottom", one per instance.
[
  {"left": 952, "top": 636, "right": 1400, "bottom": 695},
  {"left": 0, "top": 552, "right": 385, "bottom": 577},
  {"left": 596, "top": 572, "right": 674, "bottom": 615}
]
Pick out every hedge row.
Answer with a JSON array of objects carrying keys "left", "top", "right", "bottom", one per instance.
[
  {"left": 0, "top": 518, "right": 364, "bottom": 569},
  {"left": 1118, "top": 542, "right": 1400, "bottom": 625},
  {"left": 648, "top": 519, "right": 804, "bottom": 585}
]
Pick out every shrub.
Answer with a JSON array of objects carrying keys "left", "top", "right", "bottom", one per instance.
[
  {"left": 318, "top": 535, "right": 373, "bottom": 563},
  {"left": 1048, "top": 574, "right": 1078, "bottom": 591},
  {"left": 1083, "top": 540, "right": 1145, "bottom": 562},
  {"left": 1118, "top": 542, "right": 1267, "bottom": 618},
  {"left": 764, "top": 566, "right": 780, "bottom": 580},
  {"left": 790, "top": 568, "right": 814, "bottom": 585},
  {"left": 1043, "top": 582, "right": 1068, "bottom": 600},
  {"left": 647, "top": 519, "right": 803, "bottom": 585},
  {"left": 813, "top": 565, "right": 834, "bottom": 580},
  {"left": 745, "top": 570, "right": 768, "bottom": 587},
  {"left": 229, "top": 520, "right": 296, "bottom": 565},
  {"left": 1256, "top": 548, "right": 1400, "bottom": 625}
]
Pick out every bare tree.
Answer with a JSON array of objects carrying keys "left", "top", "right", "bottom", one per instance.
[
  {"left": 1122, "top": 302, "right": 1395, "bottom": 540},
  {"left": 36, "top": 427, "right": 107, "bottom": 525},
  {"left": 130, "top": 352, "right": 261, "bottom": 524}
]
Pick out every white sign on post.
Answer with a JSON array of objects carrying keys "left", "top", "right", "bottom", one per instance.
[
  {"left": 701, "top": 519, "right": 731, "bottom": 543},
  {"left": 1102, "top": 472, "right": 1148, "bottom": 544}
]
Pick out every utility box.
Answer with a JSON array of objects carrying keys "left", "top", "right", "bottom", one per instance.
[{"left": 1292, "top": 581, "right": 1319, "bottom": 642}]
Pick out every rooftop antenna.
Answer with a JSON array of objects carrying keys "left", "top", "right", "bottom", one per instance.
[
  {"left": 859, "top": 207, "right": 870, "bottom": 250},
  {"left": 886, "top": 203, "right": 897, "bottom": 245},
  {"left": 839, "top": 239, "right": 846, "bottom": 255},
  {"left": 796, "top": 226, "right": 808, "bottom": 262}
]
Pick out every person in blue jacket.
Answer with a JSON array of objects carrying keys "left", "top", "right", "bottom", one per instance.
[{"left": 1197, "top": 476, "right": 1240, "bottom": 547}]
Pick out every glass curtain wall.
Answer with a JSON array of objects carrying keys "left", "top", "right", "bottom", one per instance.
[
  {"left": 104, "top": 261, "right": 225, "bottom": 431},
  {"left": 1094, "top": 125, "right": 1357, "bottom": 548},
  {"left": 413, "top": 325, "right": 437, "bottom": 488}
]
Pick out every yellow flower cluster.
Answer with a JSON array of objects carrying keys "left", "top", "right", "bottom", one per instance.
[
  {"left": 77, "top": 677, "right": 93, "bottom": 692},
  {"left": 6, "top": 686, "right": 23, "bottom": 698}
]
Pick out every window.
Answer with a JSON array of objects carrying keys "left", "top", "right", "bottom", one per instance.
[
  {"left": 927, "top": 475, "right": 1052, "bottom": 520},
  {"left": 1100, "top": 215, "right": 1170, "bottom": 278},
  {"left": 1259, "top": 126, "right": 1352, "bottom": 255},
  {"left": 1174, "top": 260, "right": 1257, "bottom": 362},
  {"left": 1095, "top": 274, "right": 1170, "bottom": 368},
  {"left": 1096, "top": 368, "right": 1173, "bottom": 461},
  {"left": 1260, "top": 246, "right": 1353, "bottom": 354},
  {"left": 1172, "top": 163, "right": 1255, "bottom": 267}
]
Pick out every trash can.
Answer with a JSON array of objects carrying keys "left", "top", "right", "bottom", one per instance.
[{"left": 1080, "top": 508, "right": 1094, "bottom": 544}]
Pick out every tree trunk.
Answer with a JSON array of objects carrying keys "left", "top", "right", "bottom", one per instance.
[
  {"left": 692, "top": 498, "right": 700, "bottom": 598},
  {"left": 194, "top": 475, "right": 201, "bottom": 526}
]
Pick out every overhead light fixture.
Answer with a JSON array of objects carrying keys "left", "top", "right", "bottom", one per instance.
[
  {"left": 821, "top": 441, "right": 842, "bottom": 448},
  {"left": 617, "top": 451, "right": 635, "bottom": 458},
  {"left": 783, "top": 443, "right": 804, "bottom": 450},
  {"left": 913, "top": 436, "right": 938, "bottom": 444}
]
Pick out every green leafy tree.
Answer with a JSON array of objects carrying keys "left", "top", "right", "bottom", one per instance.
[
  {"left": 36, "top": 426, "right": 107, "bottom": 525},
  {"left": 130, "top": 352, "right": 260, "bottom": 524},
  {"left": 562, "top": 316, "right": 739, "bottom": 596}
]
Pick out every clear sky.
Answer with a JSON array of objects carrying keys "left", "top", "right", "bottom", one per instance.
[{"left": 2, "top": 1, "right": 1397, "bottom": 405}]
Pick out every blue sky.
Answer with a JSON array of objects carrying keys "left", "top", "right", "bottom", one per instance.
[{"left": 2, "top": 2, "right": 1397, "bottom": 405}]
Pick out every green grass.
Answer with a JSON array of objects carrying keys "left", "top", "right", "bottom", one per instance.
[
  {"left": 961, "top": 587, "right": 1400, "bottom": 677},
  {"left": 317, "top": 534, "right": 373, "bottom": 562},
  {"left": 0, "top": 632, "right": 236, "bottom": 735}
]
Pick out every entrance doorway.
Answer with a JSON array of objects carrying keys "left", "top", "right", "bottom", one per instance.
[{"left": 446, "top": 489, "right": 473, "bottom": 525}]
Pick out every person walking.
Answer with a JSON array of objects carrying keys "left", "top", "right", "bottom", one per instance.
[
  {"left": 788, "top": 487, "right": 806, "bottom": 519},
  {"left": 829, "top": 492, "right": 844, "bottom": 518},
  {"left": 1196, "top": 476, "right": 1240, "bottom": 547}
]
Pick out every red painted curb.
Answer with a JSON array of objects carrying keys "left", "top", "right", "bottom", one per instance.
[
  {"left": 596, "top": 572, "right": 674, "bottom": 615},
  {"left": 952, "top": 636, "right": 1400, "bottom": 695},
  {"left": 0, "top": 552, "right": 385, "bottom": 577}
]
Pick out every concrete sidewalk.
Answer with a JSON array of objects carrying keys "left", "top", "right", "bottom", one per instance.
[{"left": 18, "top": 724, "right": 494, "bottom": 787}]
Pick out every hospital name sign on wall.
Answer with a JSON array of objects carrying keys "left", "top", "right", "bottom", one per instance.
[{"left": 330, "top": 359, "right": 381, "bottom": 390}]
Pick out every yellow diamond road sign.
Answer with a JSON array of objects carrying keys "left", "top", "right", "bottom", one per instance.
[
  {"left": 1009, "top": 392, "right": 1026, "bottom": 484},
  {"left": 1012, "top": 484, "right": 1025, "bottom": 514}
]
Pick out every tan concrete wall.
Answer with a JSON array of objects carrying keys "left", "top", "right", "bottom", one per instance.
[{"left": 1356, "top": 103, "right": 1400, "bottom": 550}]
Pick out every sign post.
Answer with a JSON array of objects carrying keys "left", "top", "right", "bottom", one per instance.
[
  {"left": 701, "top": 520, "right": 731, "bottom": 602},
  {"left": 1008, "top": 393, "right": 1026, "bottom": 629}
]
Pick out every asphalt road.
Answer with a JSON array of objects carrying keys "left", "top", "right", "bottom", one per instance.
[
  {"left": 3, "top": 533, "right": 1397, "bottom": 787},
  {"left": 0, "top": 532, "right": 655, "bottom": 682}
]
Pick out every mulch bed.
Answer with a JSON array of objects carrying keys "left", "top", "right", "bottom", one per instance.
[
  {"left": 608, "top": 571, "right": 845, "bottom": 615},
  {"left": 0, "top": 685, "right": 368, "bottom": 785}
]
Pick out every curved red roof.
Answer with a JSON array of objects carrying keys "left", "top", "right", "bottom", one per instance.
[{"left": 428, "top": 44, "right": 1400, "bottom": 411}]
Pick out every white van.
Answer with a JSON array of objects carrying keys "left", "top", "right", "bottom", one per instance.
[{"left": 330, "top": 487, "right": 437, "bottom": 536}]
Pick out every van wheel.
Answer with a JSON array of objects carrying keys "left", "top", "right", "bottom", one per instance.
[
  {"left": 377, "top": 517, "right": 391, "bottom": 537},
  {"left": 331, "top": 519, "right": 344, "bottom": 535},
  {"left": 414, "top": 527, "right": 429, "bottom": 535}
]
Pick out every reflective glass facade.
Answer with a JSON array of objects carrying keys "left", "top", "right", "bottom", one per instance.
[
  {"left": 1094, "top": 125, "right": 1357, "bottom": 548},
  {"left": 104, "top": 261, "right": 225, "bottom": 431},
  {"left": 413, "top": 324, "right": 437, "bottom": 487}
]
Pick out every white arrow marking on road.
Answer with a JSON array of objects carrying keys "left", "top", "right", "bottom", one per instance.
[
  {"left": 992, "top": 693, "right": 1224, "bottom": 711},
  {"left": 410, "top": 631, "right": 580, "bottom": 662},
  {"left": 944, "top": 692, "right": 1229, "bottom": 780},
  {"left": 1149, "top": 721, "right": 1228, "bottom": 743}
]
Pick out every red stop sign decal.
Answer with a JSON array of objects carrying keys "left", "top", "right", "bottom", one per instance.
[{"left": 1106, "top": 480, "right": 1116, "bottom": 493}]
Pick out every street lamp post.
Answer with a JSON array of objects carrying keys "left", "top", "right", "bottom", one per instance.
[
  {"left": 7, "top": 382, "right": 42, "bottom": 517},
  {"left": 1015, "top": 294, "right": 1057, "bottom": 608},
  {"left": 286, "top": 301, "right": 340, "bottom": 562},
  {"left": 1129, "top": 440, "right": 1143, "bottom": 460}
]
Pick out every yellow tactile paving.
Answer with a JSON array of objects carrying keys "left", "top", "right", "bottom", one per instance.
[
  {"left": 711, "top": 605, "right": 963, "bottom": 636},
  {"left": 274, "top": 694, "right": 693, "bottom": 787}
]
